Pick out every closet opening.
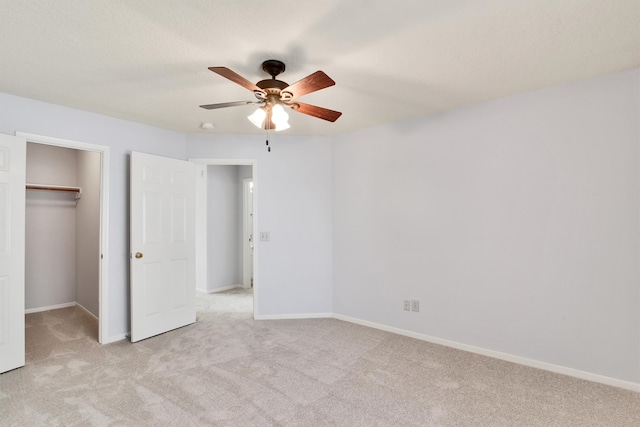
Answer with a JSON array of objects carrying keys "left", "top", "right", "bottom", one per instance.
[{"left": 19, "top": 132, "right": 110, "bottom": 344}]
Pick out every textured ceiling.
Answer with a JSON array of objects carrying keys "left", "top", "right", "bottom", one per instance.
[{"left": 0, "top": 0, "right": 638, "bottom": 136}]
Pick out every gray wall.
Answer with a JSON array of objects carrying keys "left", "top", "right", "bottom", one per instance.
[
  {"left": 238, "top": 165, "right": 252, "bottom": 180},
  {"left": 76, "top": 150, "right": 101, "bottom": 316},
  {"left": 25, "top": 144, "right": 77, "bottom": 310},
  {"left": 332, "top": 68, "right": 640, "bottom": 383},
  {"left": 206, "top": 165, "right": 242, "bottom": 291}
]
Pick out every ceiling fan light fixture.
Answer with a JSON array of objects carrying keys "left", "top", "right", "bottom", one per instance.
[
  {"left": 247, "top": 107, "right": 267, "bottom": 128},
  {"left": 248, "top": 104, "right": 290, "bottom": 131},
  {"left": 271, "top": 104, "right": 290, "bottom": 131}
]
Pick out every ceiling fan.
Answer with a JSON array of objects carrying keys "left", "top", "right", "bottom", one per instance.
[{"left": 200, "top": 60, "right": 342, "bottom": 131}]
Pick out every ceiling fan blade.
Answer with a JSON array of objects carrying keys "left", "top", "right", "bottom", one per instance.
[
  {"left": 199, "top": 101, "right": 262, "bottom": 110},
  {"left": 281, "top": 71, "right": 335, "bottom": 99},
  {"left": 208, "top": 67, "right": 262, "bottom": 92},
  {"left": 290, "top": 102, "right": 342, "bottom": 122}
]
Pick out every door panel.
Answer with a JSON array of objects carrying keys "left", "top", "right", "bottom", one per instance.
[
  {"left": 0, "top": 133, "right": 25, "bottom": 374},
  {"left": 170, "top": 194, "right": 186, "bottom": 242},
  {"left": 130, "top": 152, "right": 195, "bottom": 342}
]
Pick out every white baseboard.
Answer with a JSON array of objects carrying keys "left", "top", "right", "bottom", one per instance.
[
  {"left": 102, "top": 333, "right": 128, "bottom": 344},
  {"left": 26, "top": 302, "right": 98, "bottom": 322},
  {"left": 76, "top": 302, "right": 98, "bottom": 322},
  {"left": 332, "top": 313, "right": 640, "bottom": 393},
  {"left": 197, "top": 285, "right": 244, "bottom": 294},
  {"left": 25, "top": 302, "right": 76, "bottom": 314},
  {"left": 254, "top": 312, "right": 333, "bottom": 320}
]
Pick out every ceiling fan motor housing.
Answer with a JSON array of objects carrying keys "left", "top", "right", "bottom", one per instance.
[
  {"left": 262, "top": 59, "right": 286, "bottom": 78},
  {"left": 255, "top": 60, "right": 291, "bottom": 102},
  {"left": 257, "top": 79, "right": 289, "bottom": 91}
]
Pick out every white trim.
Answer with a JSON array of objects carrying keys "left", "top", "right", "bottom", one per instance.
[
  {"left": 102, "top": 333, "right": 128, "bottom": 344},
  {"left": 25, "top": 302, "right": 76, "bottom": 314},
  {"left": 242, "top": 177, "right": 253, "bottom": 288},
  {"left": 188, "top": 158, "right": 258, "bottom": 320},
  {"left": 196, "top": 285, "right": 243, "bottom": 294},
  {"left": 254, "top": 313, "right": 333, "bottom": 320},
  {"left": 194, "top": 164, "right": 208, "bottom": 293},
  {"left": 17, "top": 132, "right": 110, "bottom": 344},
  {"left": 188, "top": 158, "right": 255, "bottom": 166},
  {"left": 17, "top": 132, "right": 109, "bottom": 152},
  {"left": 76, "top": 302, "right": 98, "bottom": 322},
  {"left": 332, "top": 313, "right": 640, "bottom": 393}
]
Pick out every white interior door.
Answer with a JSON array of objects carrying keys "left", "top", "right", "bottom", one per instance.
[
  {"left": 130, "top": 152, "right": 195, "bottom": 342},
  {"left": 0, "top": 133, "right": 26, "bottom": 374},
  {"left": 242, "top": 178, "right": 254, "bottom": 287}
]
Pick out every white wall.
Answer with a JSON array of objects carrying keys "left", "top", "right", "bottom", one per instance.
[
  {"left": 206, "top": 165, "right": 242, "bottom": 291},
  {"left": 186, "top": 135, "right": 334, "bottom": 316},
  {"left": 0, "top": 93, "right": 187, "bottom": 339},
  {"left": 76, "top": 150, "right": 101, "bottom": 316},
  {"left": 332, "top": 69, "right": 640, "bottom": 383},
  {"left": 25, "top": 144, "right": 77, "bottom": 309}
]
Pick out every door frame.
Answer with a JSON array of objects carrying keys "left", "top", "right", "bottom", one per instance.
[
  {"left": 0, "top": 133, "right": 26, "bottom": 374},
  {"left": 189, "top": 158, "right": 258, "bottom": 318},
  {"left": 242, "top": 177, "right": 254, "bottom": 288},
  {"left": 17, "top": 132, "right": 110, "bottom": 344}
]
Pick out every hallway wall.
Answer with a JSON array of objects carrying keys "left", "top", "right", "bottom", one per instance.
[{"left": 206, "top": 165, "right": 242, "bottom": 291}]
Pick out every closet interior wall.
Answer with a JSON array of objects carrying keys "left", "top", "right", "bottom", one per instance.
[{"left": 25, "top": 143, "right": 100, "bottom": 317}]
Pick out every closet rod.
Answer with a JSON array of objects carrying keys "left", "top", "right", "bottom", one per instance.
[{"left": 26, "top": 183, "right": 82, "bottom": 193}]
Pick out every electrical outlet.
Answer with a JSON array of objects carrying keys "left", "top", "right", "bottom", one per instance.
[
  {"left": 259, "top": 232, "right": 270, "bottom": 242},
  {"left": 411, "top": 299, "right": 420, "bottom": 312},
  {"left": 403, "top": 300, "right": 410, "bottom": 311}
]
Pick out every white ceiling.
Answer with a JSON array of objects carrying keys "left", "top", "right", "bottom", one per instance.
[{"left": 1, "top": 0, "right": 638, "bottom": 136}]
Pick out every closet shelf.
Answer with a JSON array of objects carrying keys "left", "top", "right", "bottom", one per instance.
[{"left": 26, "top": 183, "right": 82, "bottom": 199}]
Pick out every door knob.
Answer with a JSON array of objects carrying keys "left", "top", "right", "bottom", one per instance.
[{"left": 135, "top": 252, "right": 143, "bottom": 259}]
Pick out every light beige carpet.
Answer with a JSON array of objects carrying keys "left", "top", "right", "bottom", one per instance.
[{"left": 1, "top": 288, "right": 638, "bottom": 426}]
